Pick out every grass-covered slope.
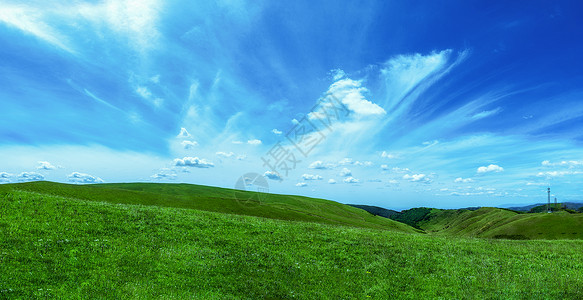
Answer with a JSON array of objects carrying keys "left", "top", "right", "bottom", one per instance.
[
  {"left": 2, "top": 190, "right": 583, "bottom": 298},
  {"left": 418, "top": 207, "right": 583, "bottom": 240},
  {"left": 0, "top": 181, "right": 417, "bottom": 232}
]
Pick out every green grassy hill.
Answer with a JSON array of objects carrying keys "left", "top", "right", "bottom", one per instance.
[
  {"left": 1, "top": 189, "right": 582, "bottom": 298},
  {"left": 0, "top": 181, "right": 417, "bottom": 232},
  {"left": 417, "top": 207, "right": 583, "bottom": 240}
]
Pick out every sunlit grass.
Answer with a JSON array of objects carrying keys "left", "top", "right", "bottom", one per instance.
[{"left": 2, "top": 190, "right": 582, "bottom": 298}]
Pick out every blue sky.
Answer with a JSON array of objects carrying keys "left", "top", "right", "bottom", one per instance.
[{"left": 1, "top": 0, "right": 583, "bottom": 209}]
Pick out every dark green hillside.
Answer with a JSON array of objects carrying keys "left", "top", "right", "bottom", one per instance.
[
  {"left": 1, "top": 190, "right": 582, "bottom": 298},
  {"left": 387, "top": 207, "right": 444, "bottom": 229},
  {"left": 0, "top": 181, "right": 417, "bottom": 232},
  {"left": 347, "top": 204, "right": 400, "bottom": 218}
]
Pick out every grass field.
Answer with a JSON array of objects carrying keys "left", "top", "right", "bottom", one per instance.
[
  {"left": 2, "top": 185, "right": 583, "bottom": 298},
  {"left": 418, "top": 207, "right": 583, "bottom": 240},
  {"left": 0, "top": 181, "right": 416, "bottom": 233}
]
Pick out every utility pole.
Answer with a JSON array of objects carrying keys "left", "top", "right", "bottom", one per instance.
[{"left": 555, "top": 197, "right": 558, "bottom": 211}]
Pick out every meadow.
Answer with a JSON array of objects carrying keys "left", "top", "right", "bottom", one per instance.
[{"left": 1, "top": 183, "right": 583, "bottom": 298}]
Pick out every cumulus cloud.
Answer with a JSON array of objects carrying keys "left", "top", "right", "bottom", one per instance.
[
  {"left": 177, "top": 127, "right": 191, "bottom": 138},
  {"left": 0, "top": 172, "right": 13, "bottom": 183},
  {"left": 247, "top": 139, "right": 262, "bottom": 145},
  {"left": 174, "top": 157, "right": 214, "bottom": 168},
  {"left": 181, "top": 140, "right": 198, "bottom": 149},
  {"left": 454, "top": 177, "right": 474, "bottom": 183},
  {"left": 68, "top": 172, "right": 103, "bottom": 183},
  {"left": 272, "top": 129, "right": 282, "bottom": 135},
  {"left": 17, "top": 172, "right": 45, "bottom": 182},
  {"left": 37, "top": 161, "right": 56, "bottom": 170},
  {"left": 328, "top": 179, "right": 336, "bottom": 184},
  {"left": 381, "top": 164, "right": 389, "bottom": 170},
  {"left": 327, "top": 78, "right": 386, "bottom": 116},
  {"left": 343, "top": 177, "right": 359, "bottom": 183},
  {"left": 477, "top": 164, "right": 504, "bottom": 173},
  {"left": 309, "top": 160, "right": 334, "bottom": 169},
  {"left": 296, "top": 182, "right": 307, "bottom": 187},
  {"left": 216, "top": 151, "right": 234, "bottom": 158},
  {"left": 302, "top": 174, "right": 323, "bottom": 181},
  {"left": 264, "top": 171, "right": 282, "bottom": 181},
  {"left": 339, "top": 168, "right": 352, "bottom": 177},
  {"left": 403, "top": 174, "right": 432, "bottom": 184}
]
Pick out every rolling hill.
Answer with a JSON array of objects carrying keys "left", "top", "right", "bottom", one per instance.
[
  {"left": 0, "top": 181, "right": 418, "bottom": 232},
  {"left": 417, "top": 207, "right": 583, "bottom": 240}
]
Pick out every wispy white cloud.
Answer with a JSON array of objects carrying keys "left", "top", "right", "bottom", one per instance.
[
  {"left": 296, "top": 182, "right": 307, "bottom": 187},
  {"left": 177, "top": 128, "right": 191, "bottom": 138},
  {"left": 272, "top": 129, "right": 282, "bottom": 135},
  {"left": 135, "top": 86, "right": 163, "bottom": 108},
  {"left": 0, "top": 5, "right": 75, "bottom": 53},
  {"left": 328, "top": 179, "right": 336, "bottom": 184},
  {"left": 391, "top": 167, "right": 411, "bottom": 173},
  {"left": 151, "top": 170, "right": 177, "bottom": 181},
  {"left": 541, "top": 160, "right": 583, "bottom": 168},
  {"left": 326, "top": 77, "right": 385, "bottom": 116},
  {"left": 338, "top": 158, "right": 354, "bottom": 165},
  {"left": 181, "top": 140, "right": 198, "bottom": 149},
  {"left": 381, "top": 151, "right": 398, "bottom": 159},
  {"left": 470, "top": 107, "right": 502, "bottom": 120},
  {"left": 454, "top": 177, "right": 474, "bottom": 183},
  {"left": 216, "top": 151, "right": 235, "bottom": 158},
  {"left": 537, "top": 170, "right": 582, "bottom": 178}
]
